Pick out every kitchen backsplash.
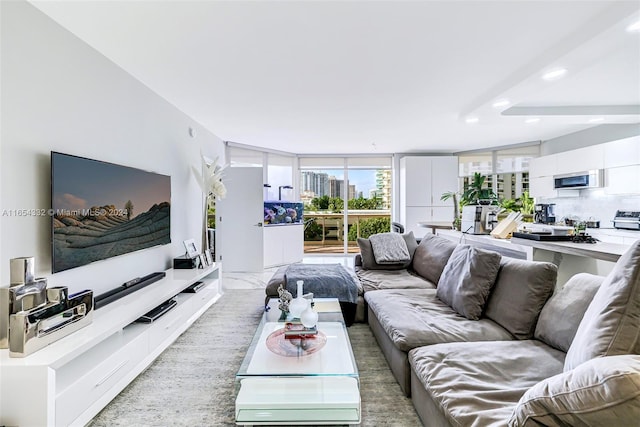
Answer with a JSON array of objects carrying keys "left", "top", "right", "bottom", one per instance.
[{"left": 538, "top": 190, "right": 640, "bottom": 227}]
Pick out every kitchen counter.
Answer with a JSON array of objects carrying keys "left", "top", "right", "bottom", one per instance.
[
  {"left": 437, "top": 229, "right": 630, "bottom": 262},
  {"left": 437, "top": 230, "right": 533, "bottom": 260},
  {"left": 436, "top": 229, "right": 631, "bottom": 287},
  {"left": 509, "top": 237, "right": 628, "bottom": 263}
]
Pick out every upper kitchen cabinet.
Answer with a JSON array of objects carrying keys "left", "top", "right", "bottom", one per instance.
[
  {"left": 529, "top": 155, "right": 558, "bottom": 198},
  {"left": 529, "top": 154, "right": 557, "bottom": 178},
  {"left": 555, "top": 144, "right": 604, "bottom": 174},
  {"left": 399, "top": 156, "right": 458, "bottom": 236},
  {"left": 603, "top": 136, "right": 640, "bottom": 169},
  {"left": 530, "top": 176, "right": 558, "bottom": 199},
  {"left": 605, "top": 165, "right": 640, "bottom": 195}
]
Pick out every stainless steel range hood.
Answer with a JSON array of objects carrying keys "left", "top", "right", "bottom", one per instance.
[{"left": 553, "top": 170, "right": 603, "bottom": 190}]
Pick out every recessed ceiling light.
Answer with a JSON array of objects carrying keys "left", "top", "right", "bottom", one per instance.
[
  {"left": 589, "top": 117, "right": 605, "bottom": 123},
  {"left": 525, "top": 118, "right": 540, "bottom": 124},
  {"left": 492, "top": 99, "right": 510, "bottom": 108},
  {"left": 627, "top": 20, "right": 640, "bottom": 32},
  {"left": 542, "top": 68, "right": 567, "bottom": 81},
  {"left": 465, "top": 117, "right": 479, "bottom": 124}
]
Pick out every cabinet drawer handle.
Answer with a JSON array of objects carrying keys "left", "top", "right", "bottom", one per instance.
[{"left": 95, "top": 360, "right": 128, "bottom": 387}]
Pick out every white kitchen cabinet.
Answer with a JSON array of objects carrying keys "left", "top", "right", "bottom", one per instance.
[
  {"left": 263, "top": 224, "right": 304, "bottom": 268},
  {"left": 404, "top": 207, "right": 431, "bottom": 237},
  {"left": 0, "top": 265, "right": 222, "bottom": 427},
  {"left": 605, "top": 165, "right": 640, "bottom": 195},
  {"left": 529, "top": 176, "right": 557, "bottom": 199},
  {"left": 399, "top": 156, "right": 458, "bottom": 237},
  {"left": 555, "top": 145, "right": 604, "bottom": 174},
  {"left": 401, "top": 157, "right": 432, "bottom": 206},
  {"left": 604, "top": 136, "right": 640, "bottom": 168},
  {"left": 529, "top": 155, "right": 557, "bottom": 178}
]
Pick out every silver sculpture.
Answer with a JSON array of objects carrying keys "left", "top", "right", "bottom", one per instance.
[
  {"left": 1, "top": 257, "right": 94, "bottom": 357},
  {"left": 277, "top": 284, "right": 292, "bottom": 314}
]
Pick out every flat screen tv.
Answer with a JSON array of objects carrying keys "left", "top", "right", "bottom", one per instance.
[{"left": 51, "top": 152, "right": 171, "bottom": 273}]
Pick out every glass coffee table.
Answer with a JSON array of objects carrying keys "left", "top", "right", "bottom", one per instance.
[{"left": 235, "top": 298, "right": 360, "bottom": 425}]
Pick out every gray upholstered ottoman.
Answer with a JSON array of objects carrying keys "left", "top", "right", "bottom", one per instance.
[{"left": 265, "top": 264, "right": 365, "bottom": 325}]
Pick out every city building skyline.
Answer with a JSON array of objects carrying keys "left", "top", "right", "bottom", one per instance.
[{"left": 301, "top": 170, "right": 377, "bottom": 202}]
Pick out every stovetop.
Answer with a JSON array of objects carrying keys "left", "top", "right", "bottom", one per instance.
[
  {"left": 614, "top": 211, "right": 640, "bottom": 219},
  {"left": 571, "top": 234, "right": 599, "bottom": 244}
]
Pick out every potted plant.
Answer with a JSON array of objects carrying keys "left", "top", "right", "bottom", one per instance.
[
  {"left": 497, "top": 191, "right": 534, "bottom": 222},
  {"left": 440, "top": 191, "right": 462, "bottom": 231},
  {"left": 462, "top": 172, "right": 497, "bottom": 206}
]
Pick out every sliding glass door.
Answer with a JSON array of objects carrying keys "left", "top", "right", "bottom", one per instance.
[{"left": 300, "top": 157, "right": 392, "bottom": 254}]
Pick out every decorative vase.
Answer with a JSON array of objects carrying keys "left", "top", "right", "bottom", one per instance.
[
  {"left": 289, "top": 280, "right": 309, "bottom": 319},
  {"left": 300, "top": 303, "right": 318, "bottom": 328}
]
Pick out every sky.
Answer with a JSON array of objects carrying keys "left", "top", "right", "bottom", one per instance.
[{"left": 52, "top": 152, "right": 171, "bottom": 217}]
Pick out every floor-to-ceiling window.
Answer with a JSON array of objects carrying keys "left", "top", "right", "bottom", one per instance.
[
  {"left": 457, "top": 143, "right": 539, "bottom": 216},
  {"left": 299, "top": 156, "right": 392, "bottom": 254}
]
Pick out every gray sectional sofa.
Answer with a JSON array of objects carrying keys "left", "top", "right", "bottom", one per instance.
[{"left": 357, "top": 233, "right": 640, "bottom": 426}]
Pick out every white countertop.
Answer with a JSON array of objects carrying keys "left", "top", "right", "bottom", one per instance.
[
  {"left": 509, "top": 237, "right": 628, "bottom": 263},
  {"left": 436, "top": 229, "right": 630, "bottom": 263}
]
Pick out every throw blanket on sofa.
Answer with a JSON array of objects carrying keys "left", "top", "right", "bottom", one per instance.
[
  {"left": 369, "top": 232, "right": 410, "bottom": 264},
  {"left": 285, "top": 263, "right": 359, "bottom": 304}
]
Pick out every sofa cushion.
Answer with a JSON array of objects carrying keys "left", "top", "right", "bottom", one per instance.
[
  {"left": 509, "top": 354, "right": 640, "bottom": 427},
  {"left": 409, "top": 340, "right": 565, "bottom": 427},
  {"left": 535, "top": 273, "right": 603, "bottom": 352},
  {"left": 357, "top": 232, "right": 418, "bottom": 270},
  {"left": 484, "top": 257, "right": 557, "bottom": 339},
  {"left": 355, "top": 267, "right": 435, "bottom": 293},
  {"left": 436, "top": 245, "right": 502, "bottom": 320},
  {"left": 365, "top": 288, "right": 512, "bottom": 352},
  {"left": 369, "top": 232, "right": 410, "bottom": 264},
  {"left": 564, "top": 240, "right": 640, "bottom": 372},
  {"left": 411, "top": 233, "right": 457, "bottom": 283}
]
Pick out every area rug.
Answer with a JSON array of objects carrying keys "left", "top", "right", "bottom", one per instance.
[{"left": 88, "top": 289, "right": 421, "bottom": 426}]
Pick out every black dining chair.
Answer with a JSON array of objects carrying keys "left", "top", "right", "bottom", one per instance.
[{"left": 391, "top": 222, "right": 405, "bottom": 233}]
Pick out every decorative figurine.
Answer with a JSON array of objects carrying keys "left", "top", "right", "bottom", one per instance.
[{"left": 277, "top": 284, "right": 292, "bottom": 314}]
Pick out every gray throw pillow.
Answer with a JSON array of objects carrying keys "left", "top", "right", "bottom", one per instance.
[
  {"left": 534, "top": 273, "right": 603, "bottom": 352},
  {"left": 509, "top": 355, "right": 640, "bottom": 427},
  {"left": 357, "top": 232, "right": 418, "bottom": 270},
  {"left": 412, "top": 233, "right": 457, "bottom": 283},
  {"left": 436, "top": 245, "right": 502, "bottom": 320},
  {"left": 564, "top": 240, "right": 640, "bottom": 372},
  {"left": 484, "top": 257, "right": 557, "bottom": 340}
]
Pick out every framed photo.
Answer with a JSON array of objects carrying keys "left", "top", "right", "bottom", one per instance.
[
  {"left": 183, "top": 239, "right": 198, "bottom": 257},
  {"left": 204, "top": 249, "right": 213, "bottom": 266},
  {"left": 198, "top": 254, "right": 206, "bottom": 269}
]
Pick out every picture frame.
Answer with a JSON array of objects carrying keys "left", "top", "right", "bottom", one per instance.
[
  {"left": 183, "top": 239, "right": 198, "bottom": 258},
  {"left": 198, "top": 254, "right": 206, "bottom": 269},
  {"left": 204, "top": 249, "right": 213, "bottom": 266}
]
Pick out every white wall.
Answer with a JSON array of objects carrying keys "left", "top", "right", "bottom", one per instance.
[{"left": 0, "top": 1, "right": 224, "bottom": 295}]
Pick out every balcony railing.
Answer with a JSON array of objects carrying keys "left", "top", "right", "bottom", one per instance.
[{"left": 303, "top": 210, "right": 391, "bottom": 253}]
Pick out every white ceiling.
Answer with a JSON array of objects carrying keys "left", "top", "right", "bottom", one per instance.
[{"left": 31, "top": 0, "right": 640, "bottom": 155}]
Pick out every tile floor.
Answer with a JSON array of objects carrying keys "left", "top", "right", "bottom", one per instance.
[{"left": 222, "top": 254, "right": 355, "bottom": 290}]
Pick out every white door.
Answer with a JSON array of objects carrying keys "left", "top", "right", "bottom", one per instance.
[{"left": 216, "top": 167, "right": 264, "bottom": 272}]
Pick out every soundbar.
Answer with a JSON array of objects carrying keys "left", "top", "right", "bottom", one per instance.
[{"left": 94, "top": 272, "right": 166, "bottom": 309}]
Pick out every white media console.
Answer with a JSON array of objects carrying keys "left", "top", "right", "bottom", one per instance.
[{"left": 0, "top": 264, "right": 222, "bottom": 427}]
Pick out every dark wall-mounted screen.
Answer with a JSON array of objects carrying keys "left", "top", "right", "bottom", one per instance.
[{"left": 51, "top": 152, "right": 171, "bottom": 273}]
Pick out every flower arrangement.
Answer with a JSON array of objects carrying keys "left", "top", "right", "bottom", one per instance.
[
  {"left": 193, "top": 153, "right": 228, "bottom": 252},
  {"left": 200, "top": 155, "right": 227, "bottom": 207}
]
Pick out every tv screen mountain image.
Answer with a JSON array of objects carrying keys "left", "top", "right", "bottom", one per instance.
[{"left": 51, "top": 152, "right": 171, "bottom": 273}]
